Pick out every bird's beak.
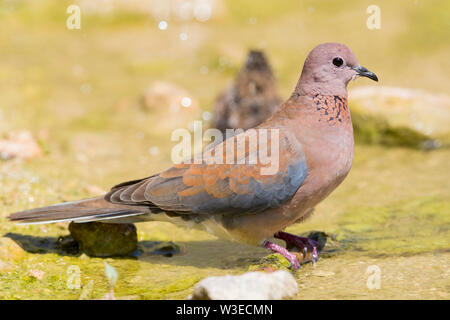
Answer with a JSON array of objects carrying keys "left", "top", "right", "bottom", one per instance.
[{"left": 353, "top": 65, "right": 378, "bottom": 82}]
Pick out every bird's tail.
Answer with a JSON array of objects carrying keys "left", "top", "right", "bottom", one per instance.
[{"left": 8, "top": 196, "right": 145, "bottom": 225}]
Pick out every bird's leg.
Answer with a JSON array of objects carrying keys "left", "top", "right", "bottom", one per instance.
[
  {"left": 262, "top": 240, "right": 301, "bottom": 270},
  {"left": 274, "top": 231, "right": 319, "bottom": 264}
]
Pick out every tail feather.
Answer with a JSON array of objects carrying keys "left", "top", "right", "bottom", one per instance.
[{"left": 8, "top": 197, "right": 145, "bottom": 225}]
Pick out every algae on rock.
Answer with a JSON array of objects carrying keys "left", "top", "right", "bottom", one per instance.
[
  {"left": 69, "top": 222, "right": 138, "bottom": 257},
  {"left": 350, "top": 86, "right": 450, "bottom": 149}
]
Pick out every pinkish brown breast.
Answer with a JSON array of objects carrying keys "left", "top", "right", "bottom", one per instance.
[{"left": 282, "top": 94, "right": 354, "bottom": 222}]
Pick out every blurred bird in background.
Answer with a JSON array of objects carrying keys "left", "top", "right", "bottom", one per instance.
[{"left": 212, "top": 50, "right": 282, "bottom": 134}]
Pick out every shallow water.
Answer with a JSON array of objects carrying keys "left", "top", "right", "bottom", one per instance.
[
  {"left": 0, "top": 0, "right": 449, "bottom": 299},
  {"left": 1, "top": 145, "right": 448, "bottom": 299}
]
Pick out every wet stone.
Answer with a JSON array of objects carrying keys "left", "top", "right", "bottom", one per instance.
[
  {"left": 56, "top": 235, "right": 80, "bottom": 255},
  {"left": 248, "top": 253, "right": 292, "bottom": 272},
  {"left": 147, "top": 241, "right": 180, "bottom": 257},
  {"left": 188, "top": 270, "right": 298, "bottom": 300},
  {"left": 69, "top": 222, "right": 138, "bottom": 257},
  {"left": 350, "top": 86, "right": 450, "bottom": 148},
  {"left": 306, "top": 231, "right": 328, "bottom": 252}
]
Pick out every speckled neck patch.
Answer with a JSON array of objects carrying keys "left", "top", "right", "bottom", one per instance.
[{"left": 312, "top": 94, "right": 349, "bottom": 125}]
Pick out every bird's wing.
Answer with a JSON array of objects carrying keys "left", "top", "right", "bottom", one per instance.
[{"left": 106, "top": 127, "right": 308, "bottom": 215}]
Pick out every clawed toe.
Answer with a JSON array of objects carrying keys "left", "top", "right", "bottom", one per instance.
[
  {"left": 262, "top": 240, "right": 301, "bottom": 270},
  {"left": 262, "top": 233, "right": 320, "bottom": 269},
  {"left": 285, "top": 252, "right": 301, "bottom": 270},
  {"left": 274, "top": 231, "right": 321, "bottom": 264}
]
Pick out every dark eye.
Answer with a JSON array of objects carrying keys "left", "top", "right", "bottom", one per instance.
[
  {"left": 250, "top": 105, "right": 260, "bottom": 115},
  {"left": 333, "top": 57, "right": 344, "bottom": 67}
]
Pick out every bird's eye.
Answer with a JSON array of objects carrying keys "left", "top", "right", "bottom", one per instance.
[{"left": 332, "top": 57, "right": 344, "bottom": 67}]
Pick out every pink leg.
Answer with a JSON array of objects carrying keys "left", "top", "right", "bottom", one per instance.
[
  {"left": 262, "top": 240, "right": 300, "bottom": 270},
  {"left": 274, "top": 231, "right": 320, "bottom": 263}
]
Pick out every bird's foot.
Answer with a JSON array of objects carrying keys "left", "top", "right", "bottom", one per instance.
[
  {"left": 274, "top": 231, "right": 320, "bottom": 264},
  {"left": 262, "top": 240, "right": 301, "bottom": 270}
]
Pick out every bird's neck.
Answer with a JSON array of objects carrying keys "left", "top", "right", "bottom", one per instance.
[
  {"left": 285, "top": 92, "right": 351, "bottom": 128},
  {"left": 309, "top": 93, "right": 350, "bottom": 126},
  {"left": 295, "top": 70, "right": 350, "bottom": 97}
]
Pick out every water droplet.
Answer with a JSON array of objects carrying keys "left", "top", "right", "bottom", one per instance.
[
  {"left": 202, "top": 111, "right": 212, "bottom": 121},
  {"left": 181, "top": 97, "right": 192, "bottom": 107},
  {"left": 179, "top": 32, "right": 188, "bottom": 41},
  {"left": 149, "top": 146, "right": 159, "bottom": 156},
  {"left": 158, "top": 20, "right": 168, "bottom": 30}
]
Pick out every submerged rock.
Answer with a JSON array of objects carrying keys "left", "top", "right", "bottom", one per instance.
[
  {"left": 248, "top": 253, "right": 291, "bottom": 272},
  {"left": 147, "top": 241, "right": 180, "bottom": 257},
  {"left": 350, "top": 86, "right": 450, "bottom": 149},
  {"left": 188, "top": 270, "right": 298, "bottom": 300},
  {"left": 69, "top": 222, "right": 137, "bottom": 257},
  {"left": 306, "top": 231, "right": 328, "bottom": 252}
]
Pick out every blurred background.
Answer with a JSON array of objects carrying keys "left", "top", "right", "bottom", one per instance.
[{"left": 0, "top": 0, "right": 448, "bottom": 299}]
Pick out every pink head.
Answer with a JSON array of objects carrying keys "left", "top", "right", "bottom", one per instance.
[{"left": 296, "top": 43, "right": 378, "bottom": 97}]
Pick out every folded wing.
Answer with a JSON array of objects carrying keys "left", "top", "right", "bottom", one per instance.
[{"left": 107, "top": 128, "right": 308, "bottom": 216}]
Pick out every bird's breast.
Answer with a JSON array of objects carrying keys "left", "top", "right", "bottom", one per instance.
[
  {"left": 285, "top": 96, "right": 354, "bottom": 218},
  {"left": 303, "top": 127, "right": 353, "bottom": 197}
]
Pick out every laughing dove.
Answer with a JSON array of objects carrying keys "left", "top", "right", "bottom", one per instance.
[
  {"left": 212, "top": 50, "right": 281, "bottom": 134},
  {"left": 9, "top": 43, "right": 378, "bottom": 269}
]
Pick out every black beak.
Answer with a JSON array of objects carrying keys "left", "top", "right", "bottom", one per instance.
[{"left": 353, "top": 65, "right": 378, "bottom": 82}]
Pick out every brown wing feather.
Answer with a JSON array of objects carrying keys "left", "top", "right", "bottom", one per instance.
[{"left": 105, "top": 126, "right": 307, "bottom": 215}]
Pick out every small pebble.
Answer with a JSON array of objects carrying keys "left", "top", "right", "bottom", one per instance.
[{"left": 28, "top": 269, "right": 45, "bottom": 280}]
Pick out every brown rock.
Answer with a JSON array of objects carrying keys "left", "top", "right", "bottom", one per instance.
[{"left": 0, "top": 130, "right": 42, "bottom": 160}]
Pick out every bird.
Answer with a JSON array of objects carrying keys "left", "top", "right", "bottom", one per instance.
[
  {"left": 9, "top": 43, "right": 378, "bottom": 269},
  {"left": 212, "top": 50, "right": 282, "bottom": 135}
]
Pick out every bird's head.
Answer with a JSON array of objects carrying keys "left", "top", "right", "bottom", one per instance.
[{"left": 297, "top": 43, "right": 378, "bottom": 97}]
